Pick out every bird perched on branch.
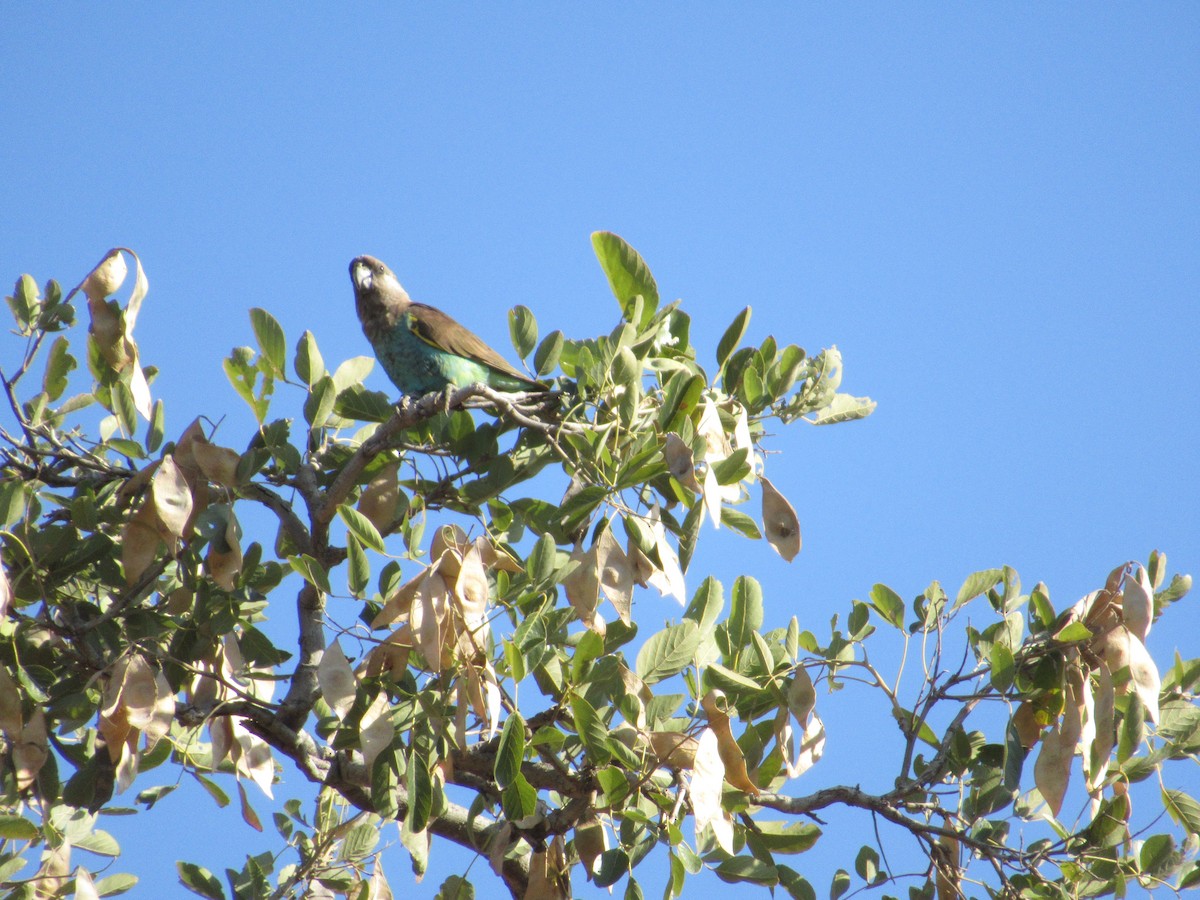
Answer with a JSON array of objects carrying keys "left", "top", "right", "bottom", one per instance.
[{"left": 350, "top": 255, "right": 545, "bottom": 397}]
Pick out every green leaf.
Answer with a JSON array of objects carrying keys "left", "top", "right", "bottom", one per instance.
[
  {"left": 7, "top": 274, "right": 39, "bottom": 331},
  {"left": 0, "top": 479, "right": 27, "bottom": 526},
  {"left": 303, "top": 375, "right": 336, "bottom": 427},
  {"left": 528, "top": 533, "right": 558, "bottom": 586},
  {"left": 500, "top": 773, "right": 537, "bottom": 823},
  {"left": 953, "top": 568, "right": 1004, "bottom": 611},
  {"left": 346, "top": 534, "right": 370, "bottom": 597},
  {"left": 570, "top": 695, "right": 612, "bottom": 764},
  {"left": 533, "top": 330, "right": 564, "bottom": 377},
  {"left": 0, "top": 815, "right": 38, "bottom": 840},
  {"left": 1163, "top": 789, "right": 1200, "bottom": 837},
  {"left": 340, "top": 822, "right": 380, "bottom": 860},
  {"left": 76, "top": 828, "right": 120, "bottom": 856},
  {"left": 435, "top": 875, "right": 475, "bottom": 900},
  {"left": 94, "top": 873, "right": 139, "bottom": 896},
  {"left": 1139, "top": 833, "right": 1179, "bottom": 879},
  {"left": 684, "top": 576, "right": 725, "bottom": 632},
  {"left": 591, "top": 231, "right": 659, "bottom": 327},
  {"left": 636, "top": 621, "right": 700, "bottom": 684},
  {"left": 1052, "top": 621, "right": 1093, "bottom": 644},
  {"left": 717, "top": 307, "right": 752, "bottom": 371},
  {"left": 989, "top": 643, "right": 1016, "bottom": 691},
  {"left": 720, "top": 507, "right": 762, "bottom": 540},
  {"left": 42, "top": 336, "right": 76, "bottom": 401},
  {"left": 146, "top": 399, "right": 165, "bottom": 453},
  {"left": 869, "top": 583, "right": 905, "bottom": 629},
  {"left": 750, "top": 822, "right": 822, "bottom": 855},
  {"left": 854, "top": 845, "right": 882, "bottom": 884},
  {"left": 288, "top": 554, "right": 332, "bottom": 594},
  {"left": 250, "top": 308, "right": 286, "bottom": 378},
  {"left": 728, "top": 575, "right": 765, "bottom": 654},
  {"left": 294, "top": 330, "right": 324, "bottom": 386},
  {"left": 194, "top": 773, "right": 231, "bottom": 808},
  {"left": 407, "top": 751, "right": 432, "bottom": 833},
  {"left": 495, "top": 712, "right": 526, "bottom": 789},
  {"left": 178, "top": 861, "right": 226, "bottom": 900},
  {"left": 112, "top": 380, "right": 137, "bottom": 435},
  {"left": 508, "top": 305, "right": 538, "bottom": 360},
  {"left": 338, "top": 504, "right": 386, "bottom": 553},
  {"left": 810, "top": 393, "right": 876, "bottom": 425},
  {"left": 715, "top": 856, "right": 778, "bottom": 887},
  {"left": 830, "top": 868, "right": 851, "bottom": 900},
  {"left": 335, "top": 385, "right": 393, "bottom": 423}
]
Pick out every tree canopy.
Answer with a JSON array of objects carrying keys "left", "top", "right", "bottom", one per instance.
[{"left": 0, "top": 235, "right": 1196, "bottom": 899}]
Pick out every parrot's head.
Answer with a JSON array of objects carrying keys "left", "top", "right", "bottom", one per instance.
[{"left": 350, "top": 255, "right": 405, "bottom": 299}]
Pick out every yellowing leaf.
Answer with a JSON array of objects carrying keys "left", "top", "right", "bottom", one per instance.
[
  {"left": 760, "top": 476, "right": 801, "bottom": 561},
  {"left": 1012, "top": 702, "right": 1043, "bottom": 749},
  {"left": 318, "top": 641, "right": 358, "bottom": 720}
]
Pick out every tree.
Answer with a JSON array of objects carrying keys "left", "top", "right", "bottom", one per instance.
[{"left": 0, "top": 234, "right": 1196, "bottom": 900}]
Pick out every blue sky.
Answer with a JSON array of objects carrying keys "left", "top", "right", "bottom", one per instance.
[{"left": 3, "top": 6, "right": 1198, "bottom": 898}]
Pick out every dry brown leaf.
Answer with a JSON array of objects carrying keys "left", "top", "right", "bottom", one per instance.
[
  {"left": 413, "top": 567, "right": 449, "bottom": 673},
  {"left": 369, "top": 852, "right": 395, "bottom": 900},
  {"left": 143, "top": 669, "right": 175, "bottom": 751},
  {"left": 192, "top": 441, "right": 242, "bottom": 490},
  {"left": 462, "top": 660, "right": 502, "bottom": 741},
  {"left": 1097, "top": 625, "right": 1161, "bottom": 723},
  {"left": 359, "top": 692, "right": 394, "bottom": 774},
  {"left": 205, "top": 506, "right": 243, "bottom": 590},
  {"left": 691, "top": 727, "right": 734, "bottom": 853},
  {"left": 14, "top": 707, "right": 48, "bottom": 791},
  {"left": 31, "top": 839, "right": 70, "bottom": 900},
  {"left": 1034, "top": 723, "right": 1072, "bottom": 817},
  {"left": 372, "top": 573, "right": 421, "bottom": 629},
  {"left": 663, "top": 433, "right": 701, "bottom": 492},
  {"left": 777, "top": 667, "right": 822, "bottom": 778},
  {"left": 933, "top": 835, "right": 960, "bottom": 900},
  {"left": 595, "top": 526, "right": 634, "bottom": 622},
  {"left": 0, "top": 664, "right": 22, "bottom": 738},
  {"left": 81, "top": 248, "right": 129, "bottom": 302},
  {"left": 358, "top": 460, "right": 401, "bottom": 533},
  {"left": 563, "top": 542, "right": 605, "bottom": 635},
  {"left": 488, "top": 822, "right": 515, "bottom": 882},
  {"left": 1122, "top": 564, "right": 1153, "bottom": 642},
  {"left": 453, "top": 546, "right": 490, "bottom": 635},
  {"left": 119, "top": 655, "right": 160, "bottom": 731},
  {"left": 114, "top": 730, "right": 139, "bottom": 793},
  {"left": 701, "top": 690, "right": 759, "bottom": 794},
  {"left": 574, "top": 815, "right": 607, "bottom": 882},
  {"left": 318, "top": 641, "right": 358, "bottom": 720},
  {"left": 473, "top": 536, "right": 524, "bottom": 574},
  {"left": 1085, "top": 663, "right": 1115, "bottom": 792},
  {"left": 760, "top": 476, "right": 801, "bottom": 562},
  {"left": 233, "top": 723, "right": 275, "bottom": 797},
  {"left": 0, "top": 562, "right": 11, "bottom": 620},
  {"left": 121, "top": 503, "right": 163, "bottom": 585},
  {"left": 365, "top": 625, "right": 413, "bottom": 681},
  {"left": 153, "top": 456, "right": 195, "bottom": 541},
  {"left": 73, "top": 867, "right": 101, "bottom": 900},
  {"left": 649, "top": 731, "right": 699, "bottom": 768},
  {"left": 1012, "top": 702, "right": 1044, "bottom": 749}
]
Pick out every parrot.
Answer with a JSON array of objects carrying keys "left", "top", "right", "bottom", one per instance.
[{"left": 349, "top": 254, "right": 545, "bottom": 397}]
